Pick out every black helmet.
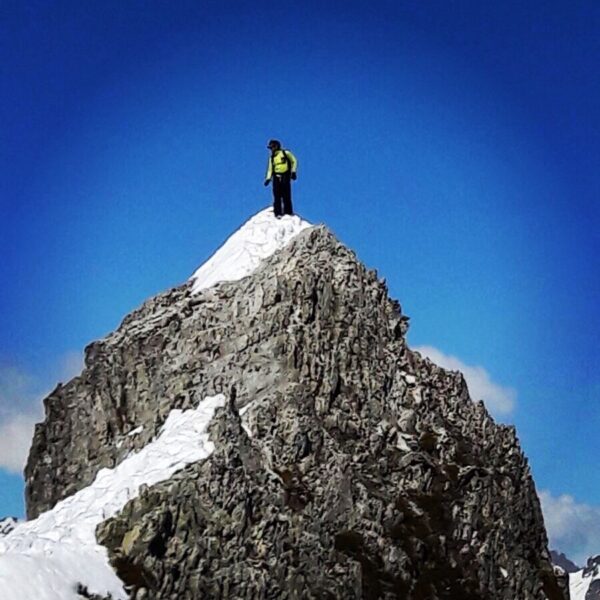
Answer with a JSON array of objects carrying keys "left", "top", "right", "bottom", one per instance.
[{"left": 267, "top": 139, "right": 281, "bottom": 150}]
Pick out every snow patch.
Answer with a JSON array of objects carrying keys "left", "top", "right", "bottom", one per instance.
[
  {"left": 127, "top": 425, "right": 144, "bottom": 437},
  {"left": 570, "top": 569, "right": 588, "bottom": 600},
  {"left": 190, "top": 208, "right": 312, "bottom": 294},
  {"left": 0, "top": 394, "right": 227, "bottom": 600},
  {"left": 570, "top": 564, "right": 600, "bottom": 600},
  {"left": 239, "top": 401, "right": 256, "bottom": 438}
]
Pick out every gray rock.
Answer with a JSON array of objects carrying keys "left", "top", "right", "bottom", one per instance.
[
  {"left": 26, "top": 225, "right": 566, "bottom": 599},
  {"left": 584, "top": 556, "right": 600, "bottom": 578},
  {"left": 587, "top": 579, "right": 600, "bottom": 600},
  {"left": 0, "top": 517, "right": 17, "bottom": 537},
  {"left": 552, "top": 566, "right": 571, "bottom": 600}
]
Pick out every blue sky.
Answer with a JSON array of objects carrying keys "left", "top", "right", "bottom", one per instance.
[{"left": 1, "top": 0, "right": 599, "bottom": 562}]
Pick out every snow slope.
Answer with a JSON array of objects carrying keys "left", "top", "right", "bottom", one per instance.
[
  {"left": 190, "top": 208, "right": 312, "bottom": 293},
  {"left": 571, "top": 561, "right": 600, "bottom": 600},
  {"left": 570, "top": 570, "right": 588, "bottom": 600},
  {"left": 0, "top": 395, "right": 227, "bottom": 600}
]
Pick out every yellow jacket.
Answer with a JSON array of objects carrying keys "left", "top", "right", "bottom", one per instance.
[{"left": 265, "top": 149, "right": 298, "bottom": 180}]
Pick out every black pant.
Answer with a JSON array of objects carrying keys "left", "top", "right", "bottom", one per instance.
[{"left": 272, "top": 173, "right": 293, "bottom": 217}]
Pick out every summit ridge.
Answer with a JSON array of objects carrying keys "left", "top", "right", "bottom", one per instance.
[{"left": 189, "top": 208, "right": 311, "bottom": 294}]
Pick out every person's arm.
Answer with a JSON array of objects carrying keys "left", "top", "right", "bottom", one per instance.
[
  {"left": 264, "top": 156, "right": 273, "bottom": 184},
  {"left": 287, "top": 151, "right": 298, "bottom": 176}
]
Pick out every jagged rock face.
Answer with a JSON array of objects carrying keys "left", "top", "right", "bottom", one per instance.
[
  {"left": 553, "top": 567, "right": 571, "bottom": 600},
  {"left": 550, "top": 551, "right": 575, "bottom": 600},
  {"left": 584, "top": 557, "right": 600, "bottom": 579},
  {"left": 26, "top": 226, "right": 564, "bottom": 599},
  {"left": 587, "top": 581, "right": 600, "bottom": 600}
]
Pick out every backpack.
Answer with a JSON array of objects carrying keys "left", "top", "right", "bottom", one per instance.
[{"left": 271, "top": 149, "right": 291, "bottom": 173}]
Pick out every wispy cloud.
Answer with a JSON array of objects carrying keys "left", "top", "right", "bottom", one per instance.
[
  {"left": 0, "top": 365, "right": 42, "bottom": 472},
  {"left": 540, "top": 490, "right": 600, "bottom": 567},
  {"left": 413, "top": 345, "right": 516, "bottom": 415},
  {"left": 0, "top": 366, "right": 35, "bottom": 414},
  {"left": 0, "top": 353, "right": 83, "bottom": 473},
  {"left": 0, "top": 412, "right": 40, "bottom": 472}
]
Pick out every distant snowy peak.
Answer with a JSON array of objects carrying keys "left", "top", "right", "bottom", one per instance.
[
  {"left": 571, "top": 556, "right": 600, "bottom": 600},
  {"left": 551, "top": 549, "right": 580, "bottom": 573},
  {"left": 190, "top": 208, "right": 312, "bottom": 294}
]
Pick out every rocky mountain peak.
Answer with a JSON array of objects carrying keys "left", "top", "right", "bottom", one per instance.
[
  {"left": 552, "top": 550, "right": 581, "bottom": 574},
  {"left": 9, "top": 210, "right": 567, "bottom": 598}
]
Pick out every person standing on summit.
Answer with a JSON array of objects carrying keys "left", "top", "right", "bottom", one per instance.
[{"left": 264, "top": 139, "right": 298, "bottom": 217}]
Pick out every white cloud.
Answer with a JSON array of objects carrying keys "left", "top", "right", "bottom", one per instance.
[
  {"left": 0, "top": 412, "right": 41, "bottom": 472},
  {"left": 0, "top": 352, "right": 83, "bottom": 473},
  {"left": 0, "top": 366, "right": 34, "bottom": 413},
  {"left": 0, "top": 364, "right": 42, "bottom": 472},
  {"left": 540, "top": 490, "right": 600, "bottom": 566},
  {"left": 414, "top": 345, "right": 516, "bottom": 415}
]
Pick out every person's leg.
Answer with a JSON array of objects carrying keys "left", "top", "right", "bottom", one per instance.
[
  {"left": 282, "top": 174, "right": 293, "bottom": 215},
  {"left": 272, "top": 176, "right": 282, "bottom": 216}
]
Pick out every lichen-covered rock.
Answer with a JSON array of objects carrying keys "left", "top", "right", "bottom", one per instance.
[{"left": 26, "top": 225, "right": 565, "bottom": 599}]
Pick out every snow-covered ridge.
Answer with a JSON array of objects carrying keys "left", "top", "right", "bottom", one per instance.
[
  {"left": 190, "top": 208, "right": 312, "bottom": 294},
  {"left": 570, "top": 558, "right": 600, "bottom": 600},
  {"left": 0, "top": 395, "right": 227, "bottom": 600}
]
